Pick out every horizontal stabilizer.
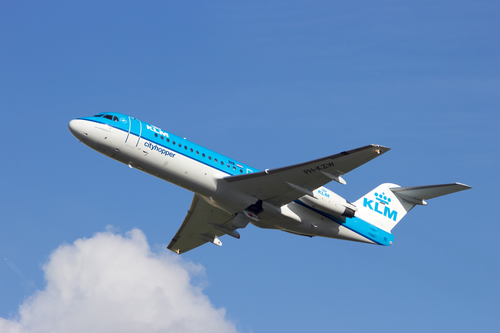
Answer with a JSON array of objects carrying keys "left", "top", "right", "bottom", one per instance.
[{"left": 390, "top": 183, "right": 471, "bottom": 205}]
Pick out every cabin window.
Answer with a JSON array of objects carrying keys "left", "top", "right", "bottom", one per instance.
[
  {"left": 184, "top": 146, "right": 187, "bottom": 150},
  {"left": 202, "top": 153, "right": 205, "bottom": 157},
  {"left": 155, "top": 133, "right": 158, "bottom": 137},
  {"left": 160, "top": 136, "right": 163, "bottom": 140},
  {"left": 233, "top": 166, "right": 236, "bottom": 170},
  {"left": 167, "top": 138, "right": 170, "bottom": 142},
  {"left": 240, "top": 169, "right": 243, "bottom": 173},
  {"left": 190, "top": 148, "right": 193, "bottom": 152},
  {"left": 173, "top": 141, "right": 176, "bottom": 145},
  {"left": 196, "top": 151, "right": 199, "bottom": 154},
  {"left": 178, "top": 143, "right": 182, "bottom": 147},
  {"left": 221, "top": 161, "right": 224, "bottom": 165},
  {"left": 214, "top": 158, "right": 218, "bottom": 163},
  {"left": 208, "top": 156, "right": 211, "bottom": 160}
]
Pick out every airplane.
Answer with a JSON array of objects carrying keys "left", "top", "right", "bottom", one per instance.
[{"left": 68, "top": 113, "right": 471, "bottom": 254}]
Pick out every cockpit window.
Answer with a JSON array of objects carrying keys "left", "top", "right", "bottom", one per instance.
[{"left": 94, "top": 113, "right": 117, "bottom": 121}]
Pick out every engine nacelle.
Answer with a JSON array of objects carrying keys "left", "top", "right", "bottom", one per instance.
[{"left": 299, "top": 187, "right": 356, "bottom": 218}]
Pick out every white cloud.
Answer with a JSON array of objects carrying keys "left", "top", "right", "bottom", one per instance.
[{"left": 0, "top": 229, "right": 240, "bottom": 333}]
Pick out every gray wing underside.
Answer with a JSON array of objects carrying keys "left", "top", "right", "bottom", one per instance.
[
  {"left": 223, "top": 144, "right": 390, "bottom": 207},
  {"left": 167, "top": 194, "right": 234, "bottom": 254}
]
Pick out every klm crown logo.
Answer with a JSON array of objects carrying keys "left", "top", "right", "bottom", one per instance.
[
  {"left": 375, "top": 192, "right": 391, "bottom": 205},
  {"left": 363, "top": 192, "right": 398, "bottom": 221}
]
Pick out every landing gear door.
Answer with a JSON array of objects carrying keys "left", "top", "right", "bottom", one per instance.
[{"left": 125, "top": 116, "right": 142, "bottom": 148}]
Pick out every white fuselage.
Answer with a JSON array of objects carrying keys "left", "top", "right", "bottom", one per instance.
[{"left": 69, "top": 117, "right": 374, "bottom": 244}]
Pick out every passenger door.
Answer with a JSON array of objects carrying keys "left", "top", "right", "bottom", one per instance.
[{"left": 125, "top": 116, "right": 142, "bottom": 148}]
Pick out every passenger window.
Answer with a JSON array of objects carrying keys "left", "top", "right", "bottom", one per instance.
[
  {"left": 196, "top": 151, "right": 199, "bottom": 154},
  {"left": 240, "top": 169, "right": 243, "bottom": 173},
  {"left": 208, "top": 156, "right": 211, "bottom": 160},
  {"left": 155, "top": 133, "right": 158, "bottom": 137},
  {"left": 214, "top": 158, "right": 218, "bottom": 163},
  {"left": 173, "top": 141, "right": 176, "bottom": 145},
  {"left": 184, "top": 146, "right": 187, "bottom": 150},
  {"left": 178, "top": 143, "right": 181, "bottom": 147},
  {"left": 221, "top": 161, "right": 224, "bottom": 165},
  {"left": 167, "top": 138, "right": 170, "bottom": 142},
  {"left": 202, "top": 153, "right": 205, "bottom": 157},
  {"left": 190, "top": 148, "right": 193, "bottom": 152},
  {"left": 160, "top": 136, "right": 163, "bottom": 140}
]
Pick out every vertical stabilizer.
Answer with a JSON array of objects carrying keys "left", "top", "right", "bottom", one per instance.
[{"left": 353, "top": 183, "right": 471, "bottom": 232}]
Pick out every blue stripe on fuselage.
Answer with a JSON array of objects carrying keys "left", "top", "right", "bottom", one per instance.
[{"left": 294, "top": 200, "right": 394, "bottom": 246}]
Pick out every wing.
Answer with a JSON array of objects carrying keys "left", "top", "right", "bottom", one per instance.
[
  {"left": 167, "top": 194, "right": 235, "bottom": 254},
  {"left": 223, "top": 144, "right": 390, "bottom": 207}
]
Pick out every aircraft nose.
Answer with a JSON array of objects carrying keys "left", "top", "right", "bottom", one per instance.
[{"left": 68, "top": 119, "right": 87, "bottom": 140}]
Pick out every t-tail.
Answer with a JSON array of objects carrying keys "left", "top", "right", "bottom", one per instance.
[{"left": 353, "top": 183, "right": 471, "bottom": 233}]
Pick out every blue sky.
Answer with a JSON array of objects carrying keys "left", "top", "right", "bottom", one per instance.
[{"left": 0, "top": 1, "right": 498, "bottom": 332}]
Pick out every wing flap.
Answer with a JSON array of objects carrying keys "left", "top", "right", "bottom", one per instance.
[
  {"left": 224, "top": 144, "right": 390, "bottom": 207},
  {"left": 167, "top": 194, "right": 234, "bottom": 254}
]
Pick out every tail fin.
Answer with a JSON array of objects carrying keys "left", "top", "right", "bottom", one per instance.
[{"left": 353, "top": 183, "right": 471, "bottom": 232}]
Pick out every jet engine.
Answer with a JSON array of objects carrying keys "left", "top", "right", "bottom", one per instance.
[{"left": 299, "top": 187, "right": 357, "bottom": 218}]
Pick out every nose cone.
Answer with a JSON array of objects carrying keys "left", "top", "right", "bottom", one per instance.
[{"left": 68, "top": 119, "right": 87, "bottom": 140}]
